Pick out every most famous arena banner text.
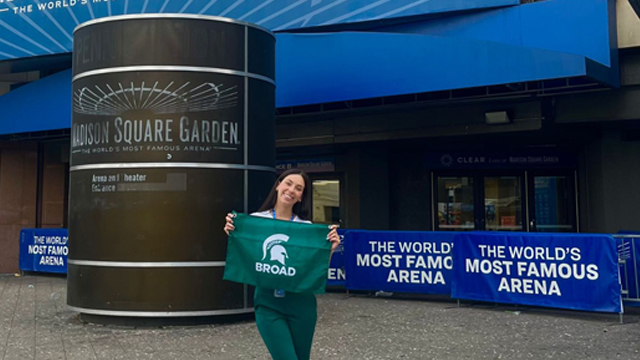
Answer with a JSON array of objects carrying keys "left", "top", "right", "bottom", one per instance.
[
  {"left": 342, "top": 230, "right": 622, "bottom": 313},
  {"left": 19, "top": 229, "right": 69, "bottom": 274},
  {"left": 344, "top": 230, "right": 455, "bottom": 295},
  {"left": 451, "top": 232, "right": 622, "bottom": 313}
]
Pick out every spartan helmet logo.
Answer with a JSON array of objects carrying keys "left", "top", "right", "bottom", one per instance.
[{"left": 262, "top": 234, "right": 290, "bottom": 266}]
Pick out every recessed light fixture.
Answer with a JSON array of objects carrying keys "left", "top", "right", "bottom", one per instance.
[{"left": 485, "top": 111, "right": 511, "bottom": 125}]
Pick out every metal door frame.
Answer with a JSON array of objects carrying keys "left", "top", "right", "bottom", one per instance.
[
  {"left": 525, "top": 169, "right": 579, "bottom": 233},
  {"left": 432, "top": 170, "right": 532, "bottom": 232}
]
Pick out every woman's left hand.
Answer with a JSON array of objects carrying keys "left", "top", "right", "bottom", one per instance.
[{"left": 327, "top": 225, "right": 340, "bottom": 252}]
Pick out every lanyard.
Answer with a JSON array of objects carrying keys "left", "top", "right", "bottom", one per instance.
[
  {"left": 272, "top": 208, "right": 293, "bottom": 298},
  {"left": 272, "top": 209, "right": 294, "bottom": 222}
]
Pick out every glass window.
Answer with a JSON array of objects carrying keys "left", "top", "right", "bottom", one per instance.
[
  {"left": 436, "top": 176, "right": 475, "bottom": 231},
  {"left": 311, "top": 179, "right": 340, "bottom": 224},
  {"left": 533, "top": 176, "right": 575, "bottom": 232},
  {"left": 484, "top": 176, "right": 523, "bottom": 231}
]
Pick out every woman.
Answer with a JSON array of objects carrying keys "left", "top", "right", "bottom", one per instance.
[{"left": 224, "top": 168, "right": 340, "bottom": 360}]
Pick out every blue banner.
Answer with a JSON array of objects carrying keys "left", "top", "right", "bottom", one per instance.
[
  {"left": 19, "top": 229, "right": 69, "bottom": 274},
  {"left": 327, "top": 229, "right": 347, "bottom": 287},
  {"left": 452, "top": 232, "right": 622, "bottom": 313},
  {"left": 344, "top": 230, "right": 455, "bottom": 295}
]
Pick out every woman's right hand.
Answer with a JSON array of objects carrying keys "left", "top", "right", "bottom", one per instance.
[{"left": 223, "top": 212, "right": 236, "bottom": 235}]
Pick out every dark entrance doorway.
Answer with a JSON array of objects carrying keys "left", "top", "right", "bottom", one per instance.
[{"left": 433, "top": 170, "right": 577, "bottom": 232}]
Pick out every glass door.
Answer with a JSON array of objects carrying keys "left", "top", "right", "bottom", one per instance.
[
  {"left": 434, "top": 170, "right": 576, "bottom": 233},
  {"left": 528, "top": 172, "right": 577, "bottom": 232},
  {"left": 483, "top": 175, "right": 525, "bottom": 231},
  {"left": 310, "top": 177, "right": 342, "bottom": 225},
  {"left": 435, "top": 176, "right": 477, "bottom": 231},
  {"left": 434, "top": 172, "right": 525, "bottom": 231}
]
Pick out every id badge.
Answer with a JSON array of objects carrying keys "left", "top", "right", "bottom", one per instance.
[{"left": 274, "top": 289, "right": 285, "bottom": 298}]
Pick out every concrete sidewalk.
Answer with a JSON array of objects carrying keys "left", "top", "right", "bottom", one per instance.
[{"left": 0, "top": 274, "right": 639, "bottom": 360}]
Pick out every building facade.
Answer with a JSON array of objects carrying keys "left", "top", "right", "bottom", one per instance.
[{"left": 1, "top": 0, "right": 638, "bottom": 273}]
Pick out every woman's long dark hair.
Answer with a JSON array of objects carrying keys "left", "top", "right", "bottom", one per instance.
[{"left": 258, "top": 169, "right": 311, "bottom": 220}]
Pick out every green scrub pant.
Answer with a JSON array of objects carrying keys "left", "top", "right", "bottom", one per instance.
[{"left": 254, "top": 287, "right": 317, "bottom": 360}]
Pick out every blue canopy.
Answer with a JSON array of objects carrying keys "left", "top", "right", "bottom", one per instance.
[
  {"left": 275, "top": 31, "right": 613, "bottom": 107},
  {"left": 0, "top": 69, "right": 71, "bottom": 136},
  {"left": 0, "top": 0, "right": 618, "bottom": 135},
  {"left": 0, "top": 33, "right": 614, "bottom": 135}
]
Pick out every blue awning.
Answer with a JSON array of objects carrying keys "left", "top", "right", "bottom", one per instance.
[
  {"left": 274, "top": 0, "right": 618, "bottom": 107},
  {"left": 0, "top": 33, "right": 615, "bottom": 135},
  {"left": 275, "top": 31, "right": 615, "bottom": 108},
  {"left": 0, "top": 69, "right": 71, "bottom": 136},
  {"left": 0, "top": 0, "right": 618, "bottom": 135}
]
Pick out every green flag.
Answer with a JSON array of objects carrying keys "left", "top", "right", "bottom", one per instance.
[{"left": 223, "top": 212, "right": 332, "bottom": 294}]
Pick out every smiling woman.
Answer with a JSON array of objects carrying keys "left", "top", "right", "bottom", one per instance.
[{"left": 223, "top": 168, "right": 341, "bottom": 360}]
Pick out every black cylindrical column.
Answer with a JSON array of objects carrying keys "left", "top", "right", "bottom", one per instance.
[{"left": 67, "top": 15, "right": 275, "bottom": 317}]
